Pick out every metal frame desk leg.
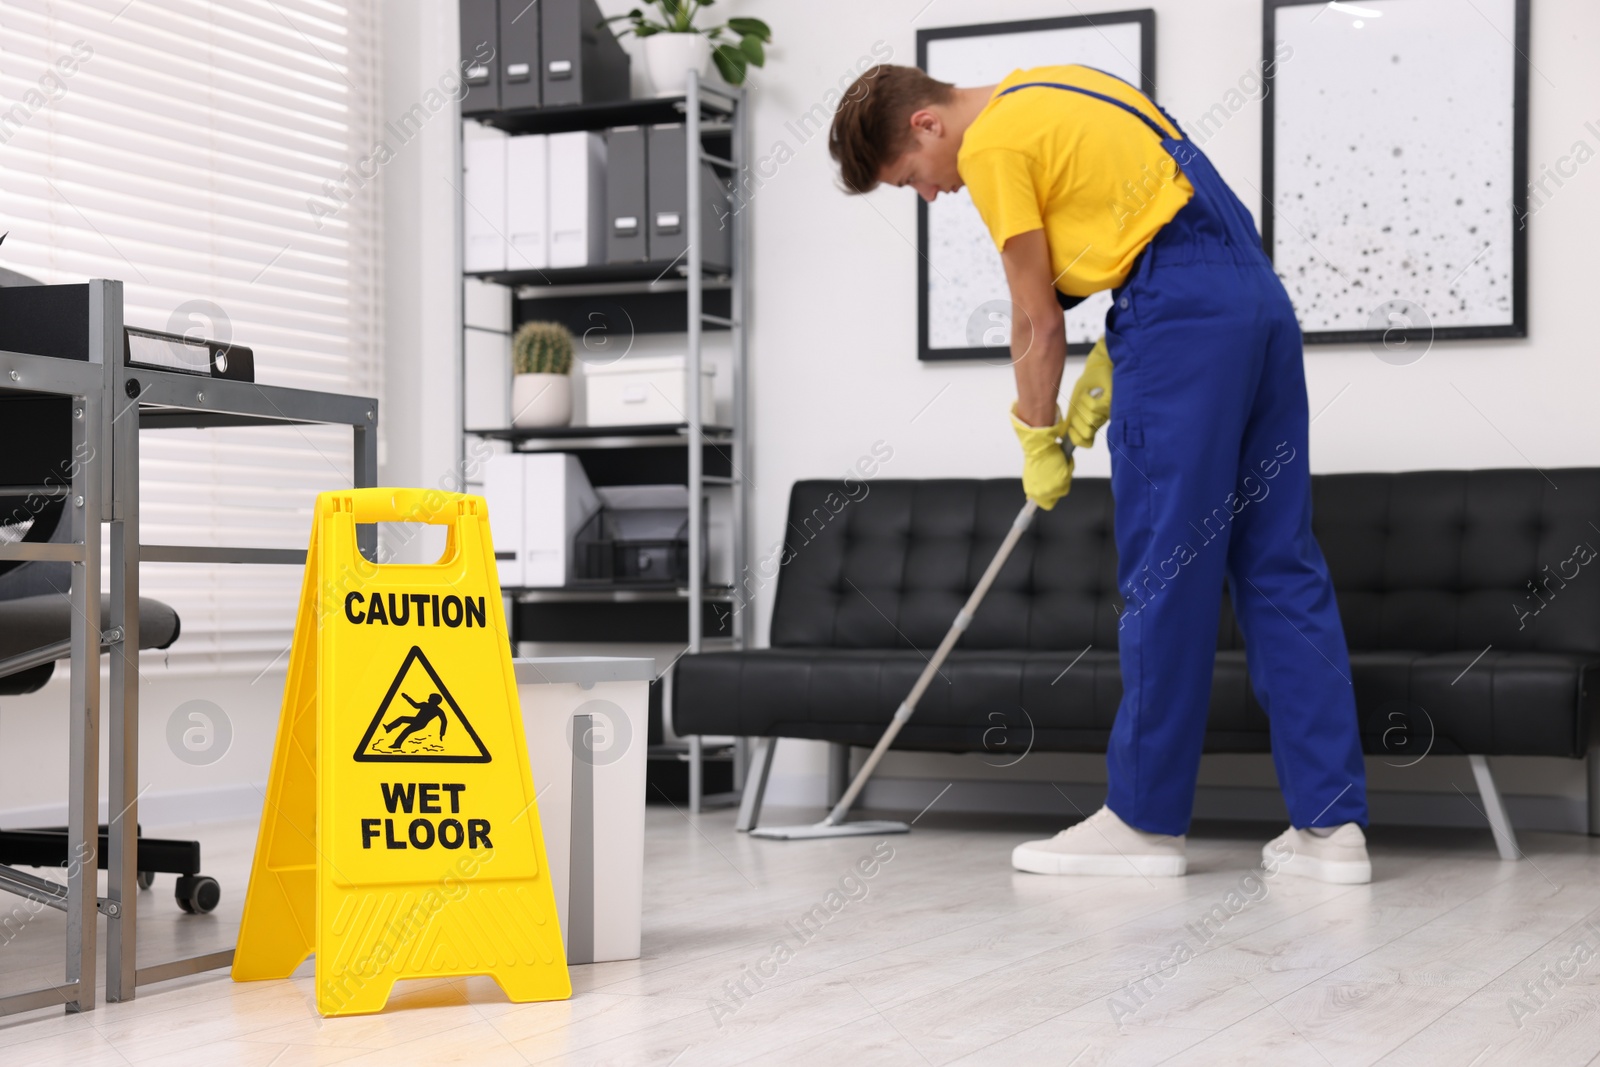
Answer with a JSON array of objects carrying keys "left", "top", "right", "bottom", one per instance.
[
  {"left": 66, "top": 382, "right": 103, "bottom": 1013},
  {"left": 105, "top": 283, "right": 139, "bottom": 1003},
  {"left": 354, "top": 408, "right": 378, "bottom": 558}
]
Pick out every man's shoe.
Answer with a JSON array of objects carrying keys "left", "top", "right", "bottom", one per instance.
[
  {"left": 1012, "top": 806, "right": 1187, "bottom": 876},
  {"left": 1264, "top": 823, "right": 1372, "bottom": 884}
]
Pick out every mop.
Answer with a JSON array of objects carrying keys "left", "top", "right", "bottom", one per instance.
[{"left": 749, "top": 450, "right": 1066, "bottom": 841}]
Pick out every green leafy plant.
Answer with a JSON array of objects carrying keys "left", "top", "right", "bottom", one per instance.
[
  {"left": 512, "top": 321, "right": 574, "bottom": 376},
  {"left": 605, "top": 1, "right": 773, "bottom": 86}
]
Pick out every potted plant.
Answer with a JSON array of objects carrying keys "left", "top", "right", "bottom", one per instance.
[
  {"left": 511, "top": 321, "right": 575, "bottom": 429},
  {"left": 606, "top": 1, "right": 772, "bottom": 96}
]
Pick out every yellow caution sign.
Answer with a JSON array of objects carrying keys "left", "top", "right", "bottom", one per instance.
[{"left": 233, "top": 488, "right": 570, "bottom": 1016}]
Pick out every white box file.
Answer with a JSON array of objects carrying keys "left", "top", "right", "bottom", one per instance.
[
  {"left": 463, "top": 277, "right": 511, "bottom": 331},
  {"left": 516, "top": 657, "right": 651, "bottom": 965},
  {"left": 484, "top": 453, "right": 600, "bottom": 588},
  {"left": 547, "top": 130, "right": 607, "bottom": 268},
  {"left": 584, "top": 355, "right": 716, "bottom": 427},
  {"left": 505, "top": 134, "right": 550, "bottom": 271},
  {"left": 463, "top": 328, "right": 512, "bottom": 431},
  {"left": 462, "top": 124, "right": 508, "bottom": 272}
]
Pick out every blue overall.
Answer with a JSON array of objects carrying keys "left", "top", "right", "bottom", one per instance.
[{"left": 999, "top": 79, "right": 1368, "bottom": 836}]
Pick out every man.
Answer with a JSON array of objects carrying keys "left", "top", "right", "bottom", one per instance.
[{"left": 829, "top": 64, "right": 1370, "bottom": 883}]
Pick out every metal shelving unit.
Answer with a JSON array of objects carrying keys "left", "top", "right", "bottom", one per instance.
[{"left": 459, "top": 72, "right": 750, "bottom": 812}]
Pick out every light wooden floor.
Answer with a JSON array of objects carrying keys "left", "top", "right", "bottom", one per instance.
[{"left": 3, "top": 804, "right": 1600, "bottom": 1065}]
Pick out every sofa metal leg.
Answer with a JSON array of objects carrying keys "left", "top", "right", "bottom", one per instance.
[
  {"left": 688, "top": 735, "right": 703, "bottom": 816},
  {"left": 826, "top": 743, "right": 850, "bottom": 807},
  {"left": 1588, "top": 738, "right": 1600, "bottom": 837},
  {"left": 735, "top": 737, "right": 777, "bottom": 833},
  {"left": 733, "top": 737, "right": 749, "bottom": 792},
  {"left": 1468, "top": 755, "right": 1520, "bottom": 861}
]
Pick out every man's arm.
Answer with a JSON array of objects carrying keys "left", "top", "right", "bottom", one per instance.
[
  {"left": 1000, "top": 228, "right": 1067, "bottom": 426},
  {"left": 1001, "top": 228, "right": 1077, "bottom": 510}
]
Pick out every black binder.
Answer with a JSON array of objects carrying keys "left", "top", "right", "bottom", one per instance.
[
  {"left": 498, "top": 0, "right": 541, "bottom": 109},
  {"left": 124, "top": 326, "right": 255, "bottom": 382},
  {"left": 646, "top": 124, "right": 731, "bottom": 272},
  {"left": 606, "top": 126, "right": 649, "bottom": 264},
  {"left": 541, "top": 0, "right": 630, "bottom": 107},
  {"left": 459, "top": 0, "right": 500, "bottom": 115}
]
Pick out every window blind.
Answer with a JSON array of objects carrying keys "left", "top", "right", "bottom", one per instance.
[{"left": 0, "top": 0, "right": 382, "bottom": 674}]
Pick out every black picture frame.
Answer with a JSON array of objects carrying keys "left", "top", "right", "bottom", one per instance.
[
  {"left": 1261, "top": 0, "right": 1530, "bottom": 345},
  {"left": 915, "top": 10, "right": 1157, "bottom": 362}
]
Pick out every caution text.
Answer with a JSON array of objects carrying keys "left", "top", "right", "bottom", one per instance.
[{"left": 344, "top": 592, "right": 487, "bottom": 628}]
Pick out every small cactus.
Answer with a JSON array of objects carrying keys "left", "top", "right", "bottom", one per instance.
[{"left": 512, "top": 321, "right": 574, "bottom": 376}]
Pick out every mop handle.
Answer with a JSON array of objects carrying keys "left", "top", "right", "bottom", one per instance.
[{"left": 823, "top": 490, "right": 1049, "bottom": 826}]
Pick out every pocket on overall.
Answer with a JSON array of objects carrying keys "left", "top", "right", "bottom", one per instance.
[
  {"left": 1106, "top": 298, "right": 1145, "bottom": 450},
  {"left": 1105, "top": 256, "right": 1157, "bottom": 451}
]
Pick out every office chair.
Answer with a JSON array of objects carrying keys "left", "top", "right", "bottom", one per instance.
[{"left": 0, "top": 307, "right": 220, "bottom": 914}]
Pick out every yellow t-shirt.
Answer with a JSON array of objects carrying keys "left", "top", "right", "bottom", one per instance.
[{"left": 957, "top": 65, "right": 1194, "bottom": 298}]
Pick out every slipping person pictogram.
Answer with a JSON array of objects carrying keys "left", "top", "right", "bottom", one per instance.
[
  {"left": 384, "top": 692, "right": 448, "bottom": 750},
  {"left": 354, "top": 645, "right": 491, "bottom": 763}
]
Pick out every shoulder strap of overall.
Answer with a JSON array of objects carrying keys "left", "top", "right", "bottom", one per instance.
[{"left": 998, "top": 70, "right": 1185, "bottom": 141}]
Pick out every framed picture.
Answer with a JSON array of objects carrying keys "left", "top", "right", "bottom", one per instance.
[
  {"left": 1262, "top": 0, "right": 1530, "bottom": 344},
  {"left": 916, "top": 11, "right": 1156, "bottom": 362}
]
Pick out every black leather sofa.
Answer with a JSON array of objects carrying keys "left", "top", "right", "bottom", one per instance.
[{"left": 674, "top": 471, "right": 1600, "bottom": 849}]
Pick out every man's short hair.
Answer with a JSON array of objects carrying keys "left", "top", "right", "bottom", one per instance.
[{"left": 828, "top": 64, "right": 955, "bottom": 194}]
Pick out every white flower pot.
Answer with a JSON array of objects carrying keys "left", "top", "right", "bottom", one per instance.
[
  {"left": 643, "top": 32, "right": 712, "bottom": 97},
  {"left": 511, "top": 373, "right": 572, "bottom": 429}
]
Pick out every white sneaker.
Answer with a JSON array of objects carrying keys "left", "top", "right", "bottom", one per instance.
[
  {"left": 1012, "top": 806, "right": 1187, "bottom": 876},
  {"left": 1264, "top": 823, "right": 1372, "bottom": 884}
]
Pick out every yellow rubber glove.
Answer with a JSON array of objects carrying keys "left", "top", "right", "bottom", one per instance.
[
  {"left": 1010, "top": 404, "right": 1075, "bottom": 510},
  {"left": 1064, "top": 336, "right": 1113, "bottom": 449}
]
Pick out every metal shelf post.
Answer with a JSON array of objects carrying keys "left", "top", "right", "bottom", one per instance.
[
  {"left": 685, "top": 70, "right": 705, "bottom": 813},
  {"left": 729, "top": 80, "right": 752, "bottom": 790}
]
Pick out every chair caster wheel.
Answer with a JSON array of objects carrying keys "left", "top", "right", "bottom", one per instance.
[
  {"left": 137, "top": 870, "right": 154, "bottom": 890},
  {"left": 174, "top": 874, "right": 220, "bottom": 915}
]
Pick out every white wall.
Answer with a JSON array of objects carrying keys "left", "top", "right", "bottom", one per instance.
[
  {"left": 722, "top": 0, "right": 1600, "bottom": 816},
  {"left": 382, "top": 0, "right": 472, "bottom": 526},
  {"left": 0, "top": 670, "right": 284, "bottom": 828}
]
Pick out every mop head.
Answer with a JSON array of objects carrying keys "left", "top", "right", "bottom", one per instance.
[{"left": 748, "top": 819, "right": 910, "bottom": 840}]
